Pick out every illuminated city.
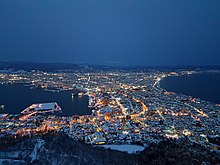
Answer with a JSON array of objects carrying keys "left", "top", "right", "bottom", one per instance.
[
  {"left": 1, "top": 0, "right": 220, "bottom": 164},
  {"left": 0, "top": 69, "right": 219, "bottom": 152}
]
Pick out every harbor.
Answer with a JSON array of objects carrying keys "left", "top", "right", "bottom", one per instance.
[{"left": 0, "top": 83, "right": 90, "bottom": 116}]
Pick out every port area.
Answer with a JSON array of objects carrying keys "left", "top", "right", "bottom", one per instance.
[{"left": 0, "top": 70, "right": 219, "bottom": 152}]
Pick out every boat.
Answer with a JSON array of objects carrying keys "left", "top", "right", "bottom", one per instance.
[{"left": 78, "top": 92, "right": 84, "bottom": 97}]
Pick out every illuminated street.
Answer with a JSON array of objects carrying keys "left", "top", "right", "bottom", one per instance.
[{"left": 0, "top": 69, "right": 219, "bottom": 151}]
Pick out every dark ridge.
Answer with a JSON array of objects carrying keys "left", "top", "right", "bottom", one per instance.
[
  {"left": 0, "top": 132, "right": 138, "bottom": 165},
  {"left": 0, "top": 61, "right": 220, "bottom": 72},
  {"left": 139, "top": 138, "right": 220, "bottom": 165},
  {"left": 0, "top": 133, "right": 219, "bottom": 165}
]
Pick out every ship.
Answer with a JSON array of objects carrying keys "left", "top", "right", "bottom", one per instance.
[{"left": 78, "top": 92, "right": 84, "bottom": 97}]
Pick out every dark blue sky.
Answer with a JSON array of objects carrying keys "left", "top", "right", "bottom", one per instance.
[{"left": 0, "top": 0, "right": 220, "bottom": 66}]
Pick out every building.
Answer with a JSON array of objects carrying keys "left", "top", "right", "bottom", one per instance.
[
  {"left": 85, "top": 132, "right": 106, "bottom": 145},
  {"left": 21, "top": 102, "right": 62, "bottom": 114}
]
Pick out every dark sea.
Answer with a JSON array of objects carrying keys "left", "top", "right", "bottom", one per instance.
[
  {"left": 0, "top": 83, "right": 91, "bottom": 116},
  {"left": 160, "top": 72, "right": 220, "bottom": 104}
]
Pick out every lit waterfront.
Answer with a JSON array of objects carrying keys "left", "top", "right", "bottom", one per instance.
[
  {"left": 0, "top": 83, "right": 90, "bottom": 116},
  {"left": 0, "top": 69, "right": 219, "bottom": 151}
]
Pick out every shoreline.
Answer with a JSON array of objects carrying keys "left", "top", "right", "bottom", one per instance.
[
  {"left": 0, "top": 83, "right": 91, "bottom": 116},
  {"left": 158, "top": 71, "right": 220, "bottom": 104}
]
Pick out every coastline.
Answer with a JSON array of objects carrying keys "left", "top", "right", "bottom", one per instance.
[
  {"left": 158, "top": 71, "right": 220, "bottom": 104},
  {"left": 0, "top": 83, "right": 90, "bottom": 116}
]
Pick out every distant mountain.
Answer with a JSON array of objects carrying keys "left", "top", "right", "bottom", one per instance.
[
  {"left": 0, "top": 61, "right": 220, "bottom": 72},
  {"left": 0, "top": 61, "right": 87, "bottom": 71}
]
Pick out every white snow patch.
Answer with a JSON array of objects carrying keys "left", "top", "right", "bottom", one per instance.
[
  {"left": 30, "top": 139, "right": 45, "bottom": 162},
  {"left": 100, "top": 144, "right": 145, "bottom": 154}
]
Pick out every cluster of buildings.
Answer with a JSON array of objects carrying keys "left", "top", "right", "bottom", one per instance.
[{"left": 0, "top": 69, "right": 219, "bottom": 151}]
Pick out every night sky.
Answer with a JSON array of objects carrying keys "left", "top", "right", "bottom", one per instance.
[{"left": 0, "top": 0, "right": 220, "bottom": 66}]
